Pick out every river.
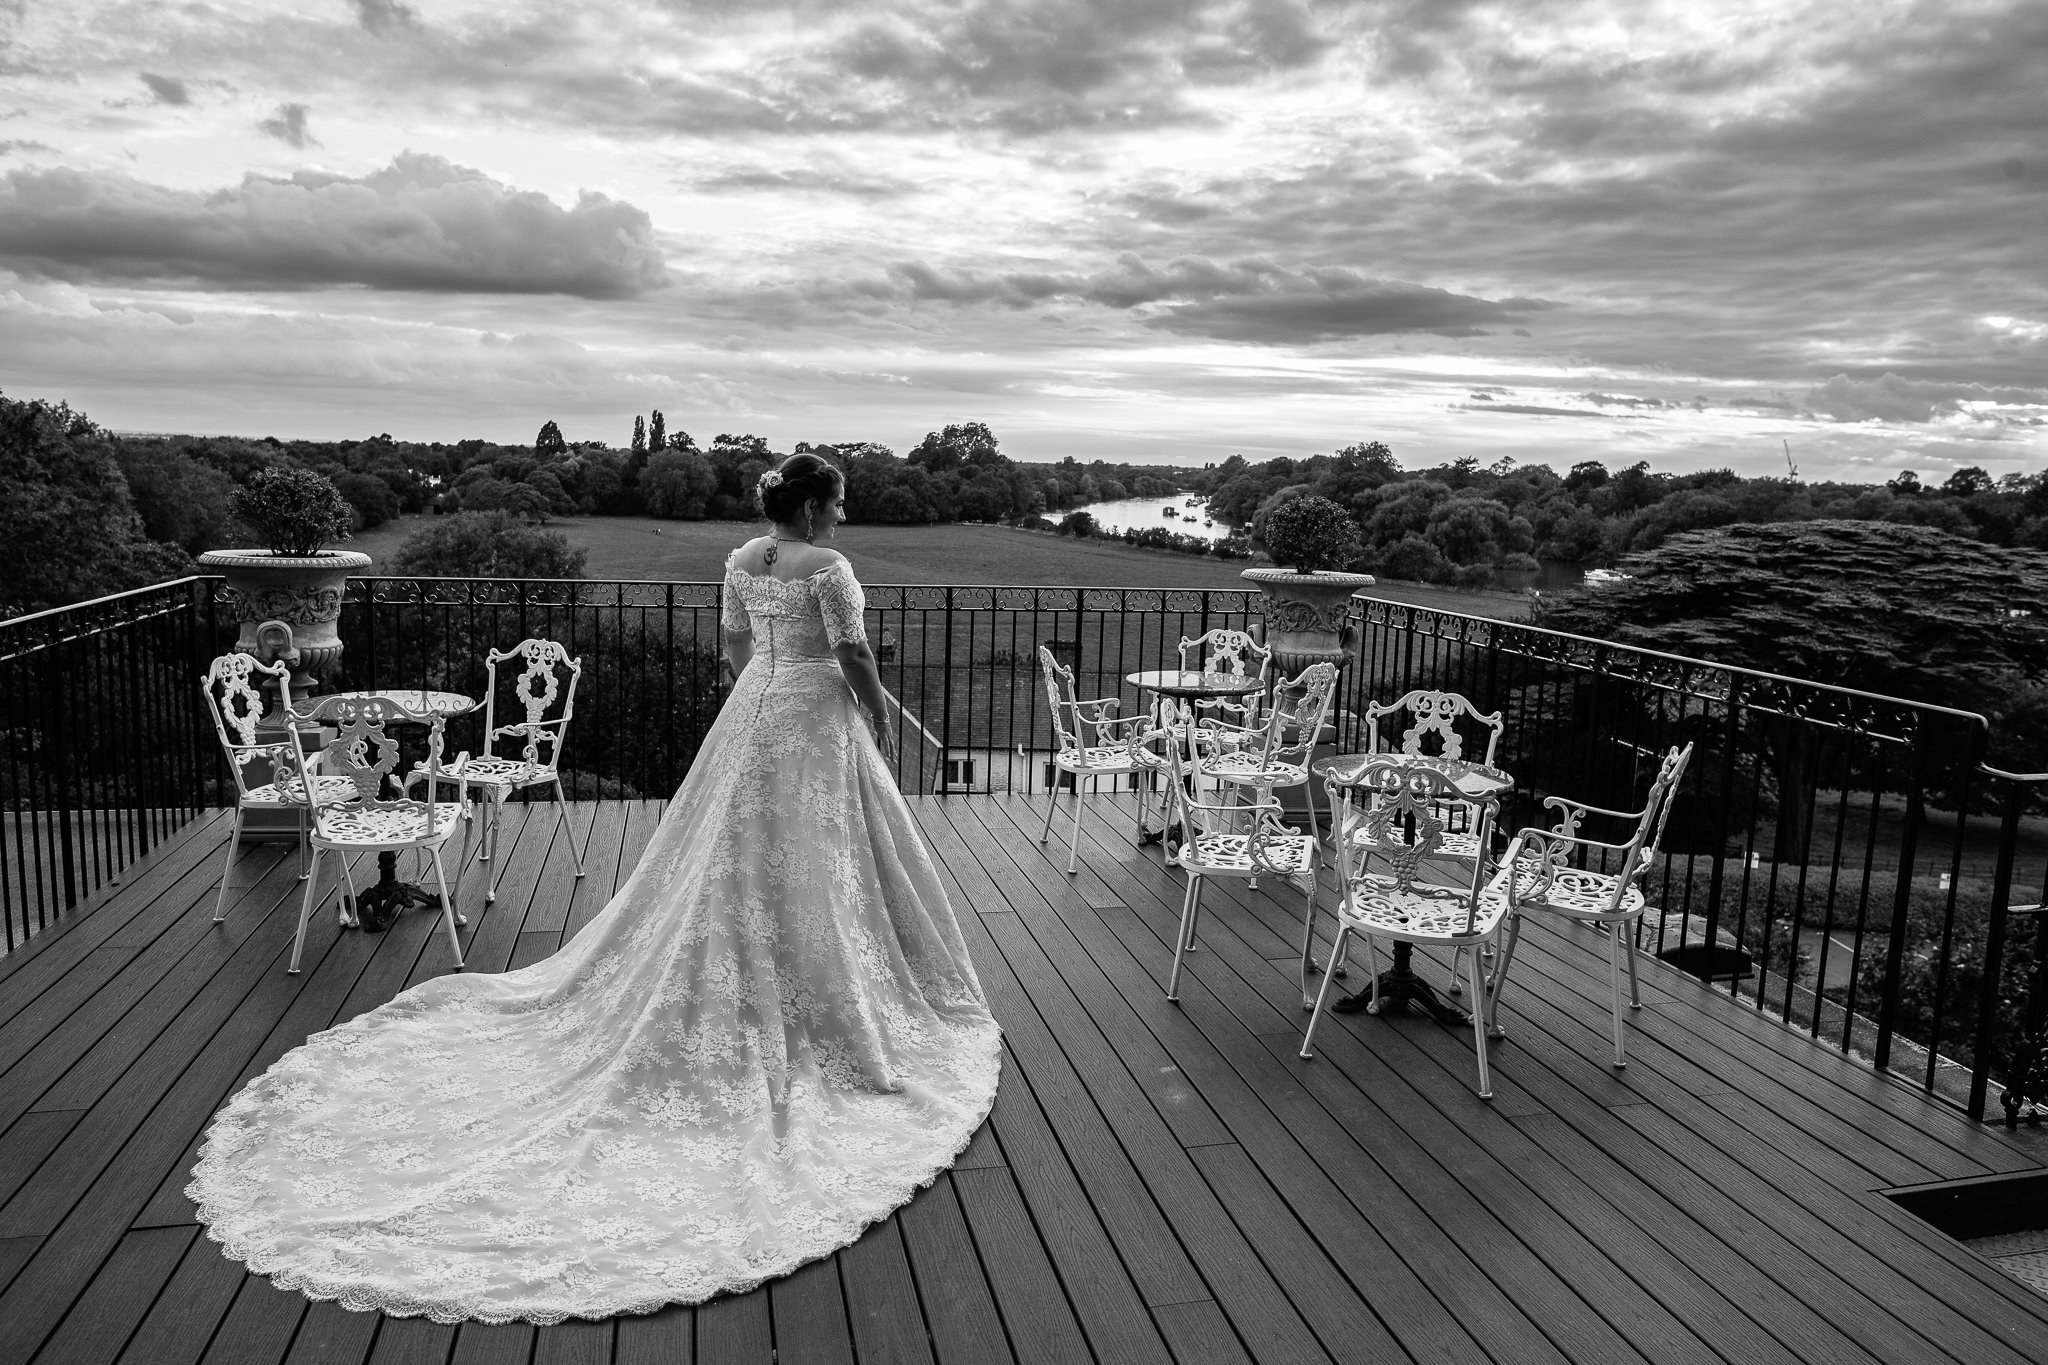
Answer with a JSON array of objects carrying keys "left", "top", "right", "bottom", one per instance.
[
  {"left": 1074, "top": 495, "right": 1587, "bottom": 591},
  {"left": 1071, "top": 494, "right": 1235, "bottom": 543}
]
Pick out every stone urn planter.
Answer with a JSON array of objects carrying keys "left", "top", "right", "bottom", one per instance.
[
  {"left": 198, "top": 548, "right": 371, "bottom": 696},
  {"left": 1241, "top": 493, "right": 1374, "bottom": 678},
  {"left": 1239, "top": 567, "right": 1375, "bottom": 679}
]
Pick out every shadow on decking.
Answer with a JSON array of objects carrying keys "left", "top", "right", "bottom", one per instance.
[{"left": 0, "top": 795, "right": 2044, "bottom": 1365}]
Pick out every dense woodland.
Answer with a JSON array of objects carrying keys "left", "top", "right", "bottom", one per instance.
[{"left": 8, "top": 392, "right": 2047, "bottom": 618}]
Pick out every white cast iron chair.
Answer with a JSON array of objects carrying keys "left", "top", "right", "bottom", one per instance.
[
  {"left": 1161, "top": 732, "right": 1322, "bottom": 1009},
  {"left": 415, "top": 638, "right": 587, "bottom": 903},
  {"left": 288, "top": 694, "right": 470, "bottom": 974},
  {"left": 1488, "top": 743, "right": 1694, "bottom": 1069},
  {"left": 200, "top": 652, "right": 359, "bottom": 922},
  {"left": 1039, "top": 645, "right": 1163, "bottom": 874},
  {"left": 1177, "top": 627, "right": 1273, "bottom": 737},
  {"left": 1360, "top": 688, "right": 1507, "bottom": 866},
  {"left": 1301, "top": 757, "right": 1514, "bottom": 1099},
  {"left": 1197, "top": 661, "right": 1340, "bottom": 837}
]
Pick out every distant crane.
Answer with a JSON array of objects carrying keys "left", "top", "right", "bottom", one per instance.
[{"left": 1783, "top": 439, "right": 1798, "bottom": 480}]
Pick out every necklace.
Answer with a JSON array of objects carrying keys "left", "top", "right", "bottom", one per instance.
[{"left": 763, "top": 535, "right": 809, "bottom": 566}]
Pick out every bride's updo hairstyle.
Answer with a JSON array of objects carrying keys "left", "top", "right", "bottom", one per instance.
[{"left": 756, "top": 452, "right": 842, "bottom": 524}]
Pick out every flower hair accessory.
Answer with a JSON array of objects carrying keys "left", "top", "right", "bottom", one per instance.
[{"left": 758, "top": 470, "right": 784, "bottom": 489}]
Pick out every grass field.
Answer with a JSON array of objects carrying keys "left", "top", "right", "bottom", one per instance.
[{"left": 345, "top": 513, "right": 1531, "bottom": 619}]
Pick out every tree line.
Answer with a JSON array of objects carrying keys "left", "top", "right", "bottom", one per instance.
[
  {"left": 1183, "top": 441, "right": 2048, "bottom": 588},
  {"left": 0, "top": 393, "right": 1185, "bottom": 616}
]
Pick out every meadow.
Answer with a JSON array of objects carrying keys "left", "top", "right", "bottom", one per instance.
[{"left": 346, "top": 514, "right": 1532, "bottom": 619}]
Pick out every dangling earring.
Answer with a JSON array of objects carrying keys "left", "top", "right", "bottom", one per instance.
[{"left": 804, "top": 506, "right": 815, "bottom": 544}]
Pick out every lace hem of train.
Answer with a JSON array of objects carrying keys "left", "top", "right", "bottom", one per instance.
[{"left": 185, "top": 1022, "right": 1000, "bottom": 1325}]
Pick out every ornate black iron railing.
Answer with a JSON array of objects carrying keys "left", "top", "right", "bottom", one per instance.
[{"left": 2, "top": 574, "right": 2043, "bottom": 1121}]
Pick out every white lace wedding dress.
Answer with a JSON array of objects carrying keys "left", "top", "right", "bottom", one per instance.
[{"left": 187, "top": 556, "right": 1002, "bottom": 1324}]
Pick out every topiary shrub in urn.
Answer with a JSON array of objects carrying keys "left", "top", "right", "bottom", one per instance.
[
  {"left": 1241, "top": 493, "right": 1375, "bottom": 677},
  {"left": 199, "top": 466, "right": 371, "bottom": 696}
]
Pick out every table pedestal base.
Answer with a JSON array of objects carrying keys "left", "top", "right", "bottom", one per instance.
[
  {"left": 1333, "top": 943, "right": 1470, "bottom": 1025},
  {"left": 343, "top": 851, "right": 460, "bottom": 934}
]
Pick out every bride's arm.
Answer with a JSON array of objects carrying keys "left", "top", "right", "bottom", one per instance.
[
  {"left": 834, "top": 640, "right": 899, "bottom": 761},
  {"left": 723, "top": 627, "right": 754, "bottom": 678}
]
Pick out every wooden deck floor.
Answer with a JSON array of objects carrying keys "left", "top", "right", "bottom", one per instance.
[{"left": 2, "top": 795, "right": 2046, "bottom": 1365}]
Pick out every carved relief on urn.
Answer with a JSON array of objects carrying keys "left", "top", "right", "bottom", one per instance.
[
  {"left": 198, "top": 549, "right": 372, "bottom": 694},
  {"left": 1239, "top": 567, "right": 1375, "bottom": 678}
]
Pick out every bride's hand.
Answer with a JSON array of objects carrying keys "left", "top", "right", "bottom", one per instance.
[{"left": 875, "top": 716, "right": 900, "bottom": 764}]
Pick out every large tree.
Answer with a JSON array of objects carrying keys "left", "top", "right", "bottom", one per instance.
[
  {"left": 388, "top": 511, "right": 588, "bottom": 579},
  {"left": 0, "top": 393, "right": 188, "bottom": 615},
  {"left": 1536, "top": 521, "right": 2048, "bottom": 843},
  {"left": 1536, "top": 521, "right": 2048, "bottom": 710},
  {"left": 908, "top": 421, "right": 1001, "bottom": 474}
]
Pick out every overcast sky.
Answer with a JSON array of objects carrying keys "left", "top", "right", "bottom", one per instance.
[{"left": 3, "top": 0, "right": 2043, "bottom": 480}]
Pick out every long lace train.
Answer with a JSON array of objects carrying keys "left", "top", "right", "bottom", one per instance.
[{"left": 187, "top": 559, "right": 1002, "bottom": 1323}]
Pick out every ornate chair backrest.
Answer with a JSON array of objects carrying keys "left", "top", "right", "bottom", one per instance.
[
  {"left": 290, "top": 694, "right": 454, "bottom": 840},
  {"left": 1252, "top": 662, "right": 1339, "bottom": 768},
  {"left": 1162, "top": 731, "right": 1291, "bottom": 870},
  {"left": 1524, "top": 742, "right": 1695, "bottom": 913},
  {"left": 1364, "top": 689, "right": 1504, "bottom": 768},
  {"left": 481, "top": 638, "right": 582, "bottom": 775},
  {"left": 1327, "top": 757, "right": 1496, "bottom": 934},
  {"left": 1178, "top": 628, "right": 1272, "bottom": 724},
  {"left": 1178, "top": 628, "right": 1271, "bottom": 683},
  {"left": 202, "top": 652, "right": 296, "bottom": 800},
  {"left": 1637, "top": 743, "right": 1695, "bottom": 870},
  {"left": 1038, "top": 646, "right": 1085, "bottom": 759}
]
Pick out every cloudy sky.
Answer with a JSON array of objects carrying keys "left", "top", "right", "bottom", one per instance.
[{"left": 2, "top": 0, "right": 2043, "bottom": 480}]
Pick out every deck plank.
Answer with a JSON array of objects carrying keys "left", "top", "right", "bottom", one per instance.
[
  {"left": 614, "top": 1306, "right": 693, "bottom": 1365},
  {"left": 28, "top": 1224, "right": 194, "bottom": 1365},
  {"left": 768, "top": 1257, "right": 856, "bottom": 1365},
  {"left": 116, "top": 1229, "right": 262, "bottom": 1365},
  {"left": 696, "top": 1290, "right": 774, "bottom": 1363},
  {"left": 838, "top": 1222, "right": 935, "bottom": 1365},
  {"left": 949, "top": 1168, "right": 1093, "bottom": 1365},
  {"left": 0, "top": 809, "right": 230, "bottom": 998},
  {"left": 896, "top": 1174, "right": 1016, "bottom": 1365},
  {"left": 0, "top": 798, "right": 2043, "bottom": 1365},
  {"left": 190, "top": 1280, "right": 311, "bottom": 1365}
]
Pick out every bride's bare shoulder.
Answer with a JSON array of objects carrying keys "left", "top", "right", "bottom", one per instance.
[
  {"left": 805, "top": 548, "right": 851, "bottom": 576},
  {"left": 727, "top": 537, "right": 775, "bottom": 575}
]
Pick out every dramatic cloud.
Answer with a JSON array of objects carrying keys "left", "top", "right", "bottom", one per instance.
[
  {"left": 891, "top": 254, "right": 1546, "bottom": 342},
  {"left": 1802, "top": 373, "right": 2048, "bottom": 424},
  {"left": 689, "top": 166, "right": 919, "bottom": 201},
  {"left": 0, "top": 154, "right": 671, "bottom": 297},
  {"left": 827, "top": 0, "right": 1336, "bottom": 132},
  {"left": 139, "top": 73, "right": 188, "bottom": 106},
  {"left": 350, "top": 0, "right": 418, "bottom": 35},
  {"left": 257, "top": 102, "right": 315, "bottom": 148},
  {"left": 0, "top": 0, "right": 2040, "bottom": 475}
]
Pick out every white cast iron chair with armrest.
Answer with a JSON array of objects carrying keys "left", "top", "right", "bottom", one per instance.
[
  {"left": 1039, "top": 645, "right": 1163, "bottom": 875},
  {"left": 200, "top": 651, "right": 360, "bottom": 923},
  {"left": 288, "top": 694, "right": 471, "bottom": 974},
  {"left": 1487, "top": 742, "right": 1695, "bottom": 1070},
  {"left": 1176, "top": 627, "right": 1273, "bottom": 740},
  {"left": 1196, "top": 660, "right": 1340, "bottom": 839},
  {"left": 412, "top": 638, "right": 587, "bottom": 903},
  {"left": 1301, "top": 757, "right": 1514, "bottom": 1099},
  {"left": 1161, "top": 733, "right": 1322, "bottom": 1009},
  {"left": 1360, "top": 688, "right": 1507, "bottom": 869}
]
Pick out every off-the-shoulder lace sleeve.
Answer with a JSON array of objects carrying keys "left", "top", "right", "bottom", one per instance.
[
  {"left": 814, "top": 560, "right": 868, "bottom": 647},
  {"left": 720, "top": 556, "right": 751, "bottom": 634}
]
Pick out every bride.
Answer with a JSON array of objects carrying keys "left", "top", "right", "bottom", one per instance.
[{"left": 187, "top": 452, "right": 1002, "bottom": 1325}]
